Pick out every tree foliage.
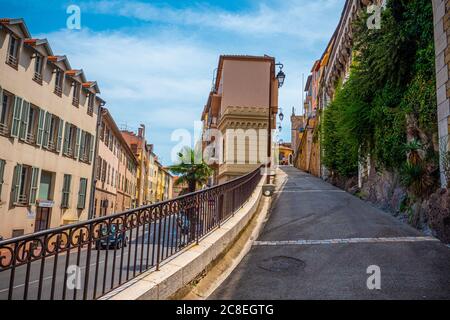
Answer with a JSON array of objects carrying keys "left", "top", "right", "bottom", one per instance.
[{"left": 322, "top": 0, "right": 437, "bottom": 184}]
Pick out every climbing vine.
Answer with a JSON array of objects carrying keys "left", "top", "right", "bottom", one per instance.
[{"left": 322, "top": 0, "right": 437, "bottom": 193}]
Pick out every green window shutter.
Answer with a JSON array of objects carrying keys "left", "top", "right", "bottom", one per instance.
[
  {"left": 88, "top": 134, "right": 94, "bottom": 163},
  {"left": 56, "top": 118, "right": 64, "bottom": 153},
  {"left": 0, "top": 159, "right": 5, "bottom": 201},
  {"left": 0, "top": 86, "right": 3, "bottom": 115},
  {"left": 74, "top": 128, "right": 81, "bottom": 159},
  {"left": 29, "top": 167, "right": 40, "bottom": 205},
  {"left": 42, "top": 112, "right": 51, "bottom": 147},
  {"left": 62, "top": 174, "right": 71, "bottom": 208},
  {"left": 11, "top": 96, "right": 23, "bottom": 137},
  {"left": 79, "top": 130, "right": 86, "bottom": 160},
  {"left": 11, "top": 164, "right": 22, "bottom": 204},
  {"left": 36, "top": 109, "right": 45, "bottom": 146},
  {"left": 19, "top": 100, "right": 30, "bottom": 141},
  {"left": 63, "top": 123, "right": 70, "bottom": 155},
  {"left": 77, "top": 178, "right": 87, "bottom": 209}
]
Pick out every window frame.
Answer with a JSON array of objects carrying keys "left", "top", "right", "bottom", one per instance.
[{"left": 6, "top": 34, "right": 19, "bottom": 69}]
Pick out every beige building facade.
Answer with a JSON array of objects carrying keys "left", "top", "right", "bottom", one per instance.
[
  {"left": 202, "top": 55, "right": 280, "bottom": 184},
  {"left": 0, "top": 19, "right": 101, "bottom": 239},
  {"left": 94, "top": 108, "right": 137, "bottom": 217}
]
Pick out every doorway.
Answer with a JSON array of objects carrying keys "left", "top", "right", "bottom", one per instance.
[{"left": 35, "top": 207, "right": 51, "bottom": 232}]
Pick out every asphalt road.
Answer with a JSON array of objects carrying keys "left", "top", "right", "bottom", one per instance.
[{"left": 210, "top": 166, "right": 450, "bottom": 300}]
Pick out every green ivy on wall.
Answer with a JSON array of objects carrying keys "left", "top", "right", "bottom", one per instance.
[{"left": 322, "top": 0, "right": 437, "bottom": 187}]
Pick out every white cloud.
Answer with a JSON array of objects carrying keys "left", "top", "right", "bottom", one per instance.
[
  {"left": 82, "top": 0, "right": 343, "bottom": 43},
  {"left": 36, "top": 0, "right": 344, "bottom": 162}
]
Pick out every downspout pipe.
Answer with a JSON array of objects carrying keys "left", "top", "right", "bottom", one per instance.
[{"left": 88, "top": 102, "right": 105, "bottom": 219}]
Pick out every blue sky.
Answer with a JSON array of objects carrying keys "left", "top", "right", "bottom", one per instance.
[{"left": 1, "top": 0, "right": 344, "bottom": 165}]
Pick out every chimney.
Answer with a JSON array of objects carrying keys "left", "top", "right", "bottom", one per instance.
[{"left": 138, "top": 124, "right": 145, "bottom": 138}]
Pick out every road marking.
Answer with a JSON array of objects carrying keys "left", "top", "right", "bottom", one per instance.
[
  {"left": 275, "top": 190, "right": 345, "bottom": 193},
  {"left": 253, "top": 236, "right": 439, "bottom": 246}
]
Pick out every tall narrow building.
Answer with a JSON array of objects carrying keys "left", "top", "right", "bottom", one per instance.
[
  {"left": 202, "top": 55, "right": 281, "bottom": 184},
  {"left": 0, "top": 19, "right": 102, "bottom": 239}
]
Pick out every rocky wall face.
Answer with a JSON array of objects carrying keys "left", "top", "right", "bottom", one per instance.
[{"left": 426, "top": 188, "right": 450, "bottom": 242}]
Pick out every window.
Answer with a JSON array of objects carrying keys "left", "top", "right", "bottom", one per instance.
[
  {"left": 72, "top": 82, "right": 80, "bottom": 107},
  {"left": 111, "top": 168, "right": 115, "bottom": 188},
  {"left": 61, "top": 174, "right": 71, "bottom": 208},
  {"left": 77, "top": 178, "right": 88, "bottom": 209},
  {"left": 101, "top": 159, "right": 107, "bottom": 182},
  {"left": 96, "top": 156, "right": 102, "bottom": 180},
  {"left": 0, "top": 87, "right": 13, "bottom": 136},
  {"left": 107, "top": 164, "right": 110, "bottom": 185},
  {"left": 11, "top": 164, "right": 39, "bottom": 205},
  {"left": 54, "top": 69, "right": 63, "bottom": 97},
  {"left": 33, "top": 54, "right": 43, "bottom": 84},
  {"left": 24, "top": 104, "right": 39, "bottom": 144},
  {"left": 105, "top": 127, "right": 110, "bottom": 148},
  {"left": 87, "top": 94, "right": 94, "bottom": 116},
  {"left": 79, "top": 131, "right": 94, "bottom": 163},
  {"left": 100, "top": 121, "right": 105, "bottom": 141},
  {"left": 6, "top": 34, "right": 19, "bottom": 68},
  {"left": 0, "top": 159, "right": 5, "bottom": 201},
  {"left": 63, "top": 123, "right": 79, "bottom": 158},
  {"left": 42, "top": 112, "right": 63, "bottom": 152}
]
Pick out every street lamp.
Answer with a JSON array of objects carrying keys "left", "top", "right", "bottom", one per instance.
[
  {"left": 276, "top": 63, "right": 285, "bottom": 88},
  {"left": 279, "top": 108, "right": 284, "bottom": 121}
]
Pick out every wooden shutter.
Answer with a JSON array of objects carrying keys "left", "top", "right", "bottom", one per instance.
[
  {"left": 36, "top": 109, "right": 45, "bottom": 146},
  {"left": 42, "top": 112, "right": 51, "bottom": 147},
  {"left": 11, "top": 164, "right": 22, "bottom": 204},
  {"left": 29, "top": 167, "right": 40, "bottom": 205},
  {"left": 63, "top": 123, "right": 70, "bottom": 155},
  {"left": 56, "top": 118, "right": 64, "bottom": 152},
  {"left": 79, "top": 131, "right": 86, "bottom": 161},
  {"left": 0, "top": 159, "right": 5, "bottom": 200},
  {"left": 88, "top": 134, "right": 94, "bottom": 163},
  {"left": 19, "top": 100, "right": 30, "bottom": 141},
  {"left": 77, "top": 178, "right": 87, "bottom": 209},
  {"left": 11, "top": 96, "right": 23, "bottom": 137},
  {"left": 62, "top": 174, "right": 71, "bottom": 208},
  {"left": 74, "top": 128, "right": 81, "bottom": 159}
]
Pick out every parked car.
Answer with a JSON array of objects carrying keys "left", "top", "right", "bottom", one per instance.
[{"left": 95, "top": 224, "right": 128, "bottom": 250}]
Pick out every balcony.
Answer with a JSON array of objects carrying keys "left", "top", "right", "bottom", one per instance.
[
  {"left": 0, "top": 123, "right": 9, "bottom": 136},
  {"left": 25, "top": 132, "right": 36, "bottom": 145},
  {"left": 6, "top": 54, "right": 18, "bottom": 69},
  {"left": 54, "top": 85, "right": 62, "bottom": 97},
  {"left": 33, "top": 72, "right": 43, "bottom": 85},
  {"left": 15, "top": 194, "right": 28, "bottom": 206},
  {"left": 72, "top": 97, "right": 79, "bottom": 107}
]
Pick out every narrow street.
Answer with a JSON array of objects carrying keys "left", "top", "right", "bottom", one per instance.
[{"left": 210, "top": 166, "right": 450, "bottom": 299}]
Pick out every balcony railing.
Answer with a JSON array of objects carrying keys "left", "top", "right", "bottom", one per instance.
[
  {"left": 54, "top": 86, "right": 62, "bottom": 97},
  {"left": 0, "top": 123, "right": 9, "bottom": 136},
  {"left": 33, "top": 72, "right": 43, "bottom": 85},
  {"left": 72, "top": 97, "right": 79, "bottom": 107},
  {"left": 6, "top": 54, "right": 18, "bottom": 69},
  {"left": 0, "top": 166, "right": 262, "bottom": 300}
]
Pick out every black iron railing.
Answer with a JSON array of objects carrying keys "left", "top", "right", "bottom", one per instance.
[{"left": 0, "top": 167, "right": 262, "bottom": 300}]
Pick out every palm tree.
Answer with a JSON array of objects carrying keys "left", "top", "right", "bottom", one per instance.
[
  {"left": 168, "top": 146, "right": 213, "bottom": 244},
  {"left": 168, "top": 146, "right": 213, "bottom": 193}
]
